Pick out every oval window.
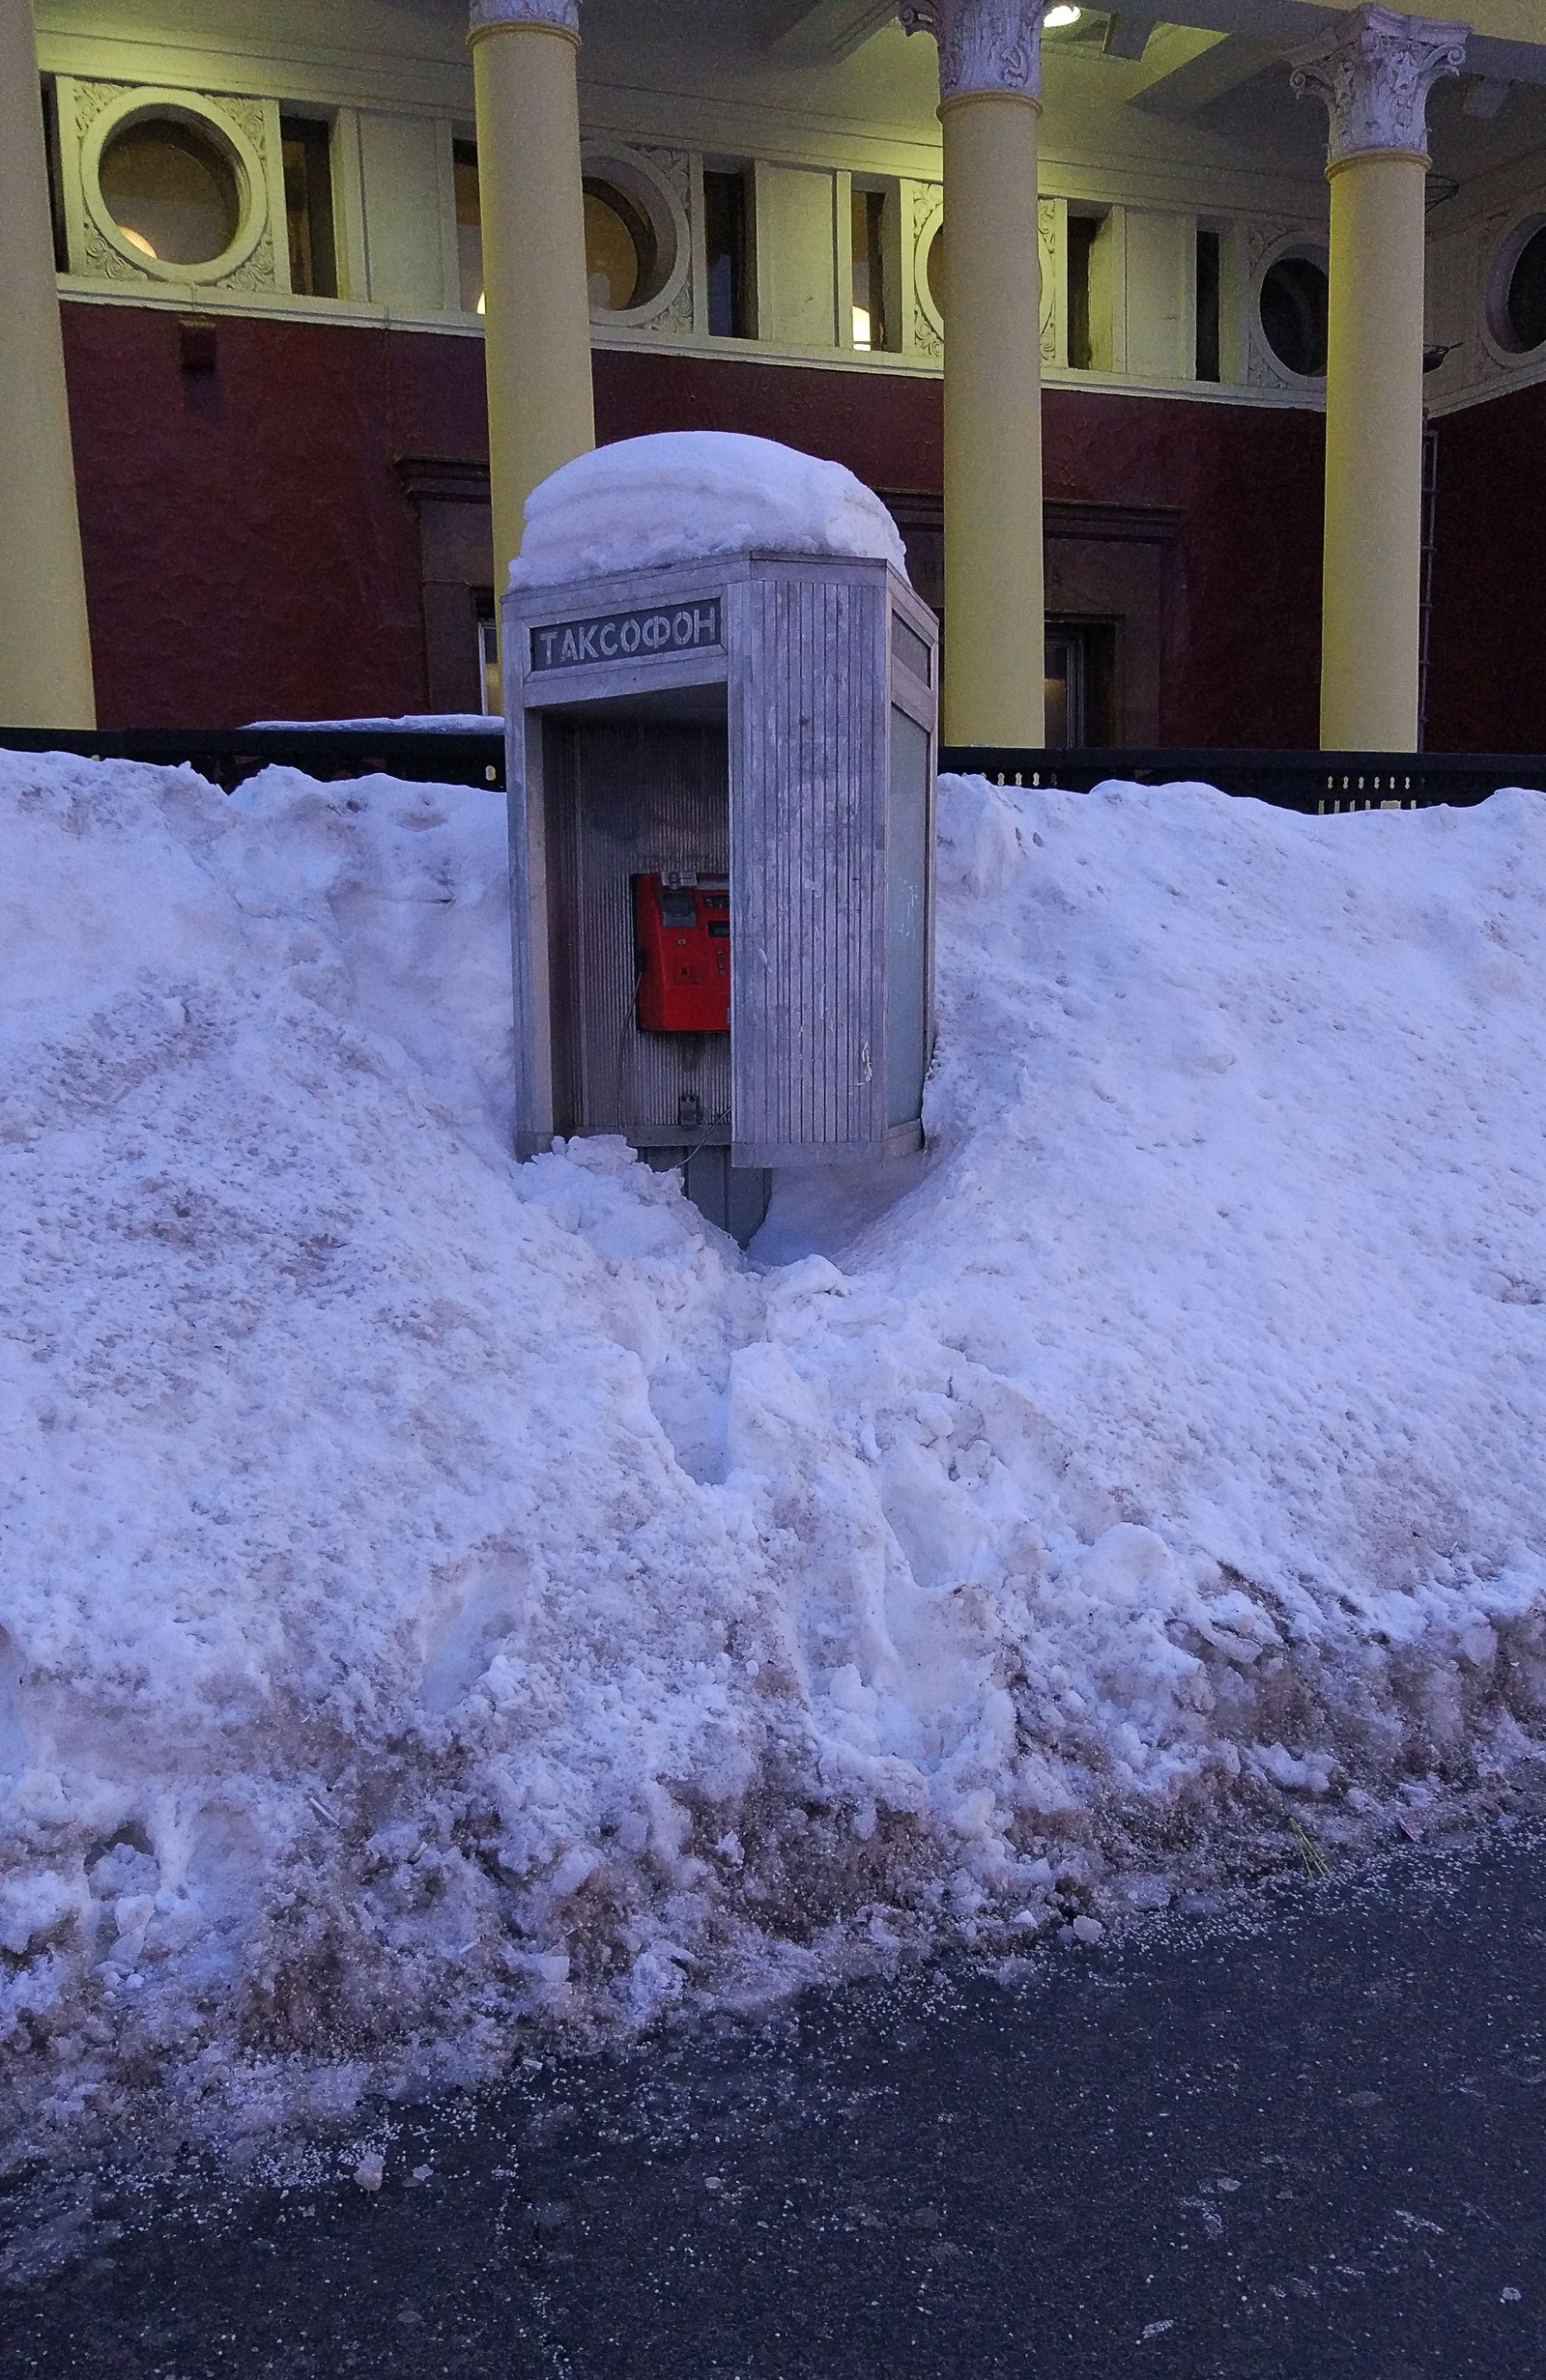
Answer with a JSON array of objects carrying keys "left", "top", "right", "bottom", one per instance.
[
  {"left": 1259, "top": 254, "right": 1328, "bottom": 378},
  {"left": 927, "top": 224, "right": 945, "bottom": 320},
  {"left": 584, "top": 178, "right": 659, "bottom": 313},
  {"left": 1503, "top": 223, "right": 1546, "bottom": 353},
  {"left": 99, "top": 117, "right": 241, "bottom": 267}
]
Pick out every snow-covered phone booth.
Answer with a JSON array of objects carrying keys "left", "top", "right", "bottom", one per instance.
[{"left": 502, "top": 434, "right": 938, "bottom": 1241}]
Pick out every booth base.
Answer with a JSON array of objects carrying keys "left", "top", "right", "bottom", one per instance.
[{"left": 644, "top": 1145, "right": 771, "bottom": 1247}]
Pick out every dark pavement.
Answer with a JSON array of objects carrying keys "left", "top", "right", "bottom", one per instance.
[{"left": 4, "top": 1817, "right": 1545, "bottom": 2377}]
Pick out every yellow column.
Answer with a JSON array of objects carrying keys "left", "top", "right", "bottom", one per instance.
[
  {"left": 939, "top": 91, "right": 1045, "bottom": 746},
  {"left": 1321, "top": 153, "right": 1428, "bottom": 750},
  {"left": 469, "top": 0, "right": 595, "bottom": 598},
  {"left": 0, "top": 0, "right": 95, "bottom": 729},
  {"left": 1292, "top": 7, "right": 1467, "bottom": 753},
  {"left": 903, "top": 1, "right": 1046, "bottom": 747}
]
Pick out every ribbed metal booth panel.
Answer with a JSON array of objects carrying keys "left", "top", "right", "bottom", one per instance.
[{"left": 729, "top": 566, "right": 891, "bottom": 1168}]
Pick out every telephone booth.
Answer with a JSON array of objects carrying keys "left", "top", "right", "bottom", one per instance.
[{"left": 503, "top": 516, "right": 938, "bottom": 1241}]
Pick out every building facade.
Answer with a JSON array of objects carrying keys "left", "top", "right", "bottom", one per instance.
[{"left": 12, "top": 0, "right": 1546, "bottom": 746}]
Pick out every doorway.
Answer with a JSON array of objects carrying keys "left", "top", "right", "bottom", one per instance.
[{"left": 1045, "top": 618, "right": 1117, "bottom": 748}]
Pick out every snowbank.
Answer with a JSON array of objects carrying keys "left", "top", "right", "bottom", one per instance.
[
  {"left": 3, "top": 752, "right": 1545, "bottom": 2155},
  {"left": 507, "top": 432, "right": 909, "bottom": 590},
  {"left": 244, "top": 716, "right": 497, "bottom": 731}
]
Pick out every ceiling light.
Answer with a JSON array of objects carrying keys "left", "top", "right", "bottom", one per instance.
[{"left": 1045, "top": 5, "right": 1082, "bottom": 25}]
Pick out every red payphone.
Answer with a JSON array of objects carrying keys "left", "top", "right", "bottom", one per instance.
[{"left": 633, "top": 874, "right": 730, "bottom": 1034}]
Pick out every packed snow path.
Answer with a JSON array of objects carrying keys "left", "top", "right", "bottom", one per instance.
[{"left": 1, "top": 753, "right": 1543, "bottom": 2150}]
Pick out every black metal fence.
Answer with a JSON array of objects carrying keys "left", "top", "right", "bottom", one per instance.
[
  {"left": 0, "top": 724, "right": 506, "bottom": 792},
  {"left": 938, "top": 747, "right": 1546, "bottom": 812},
  {"left": 1, "top": 727, "right": 1543, "bottom": 814}
]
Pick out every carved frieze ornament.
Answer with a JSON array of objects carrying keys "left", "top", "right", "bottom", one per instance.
[
  {"left": 1289, "top": 5, "right": 1468, "bottom": 167},
  {"left": 469, "top": 0, "right": 581, "bottom": 34},
  {"left": 899, "top": 0, "right": 1047, "bottom": 103}
]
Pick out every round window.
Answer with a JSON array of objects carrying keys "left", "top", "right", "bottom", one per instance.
[
  {"left": 99, "top": 116, "right": 241, "bottom": 268},
  {"left": 927, "top": 224, "right": 945, "bottom": 320},
  {"left": 584, "top": 177, "right": 661, "bottom": 314},
  {"left": 1258, "top": 254, "right": 1329, "bottom": 378},
  {"left": 1492, "top": 221, "right": 1546, "bottom": 354}
]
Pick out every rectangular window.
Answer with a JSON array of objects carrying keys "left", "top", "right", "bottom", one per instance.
[
  {"left": 704, "top": 167, "right": 755, "bottom": 339},
  {"left": 280, "top": 117, "right": 338, "bottom": 298},
  {"left": 454, "top": 140, "right": 484, "bottom": 315},
  {"left": 1066, "top": 212, "right": 1120, "bottom": 373},
  {"left": 891, "top": 612, "right": 931, "bottom": 683},
  {"left": 1067, "top": 215, "right": 1100, "bottom": 371},
  {"left": 1195, "top": 225, "right": 1221, "bottom": 383},
  {"left": 851, "top": 186, "right": 887, "bottom": 352},
  {"left": 40, "top": 81, "right": 68, "bottom": 272}
]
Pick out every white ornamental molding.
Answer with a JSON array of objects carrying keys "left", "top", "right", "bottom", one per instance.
[
  {"left": 470, "top": 0, "right": 580, "bottom": 35},
  {"left": 899, "top": 0, "right": 1046, "bottom": 103},
  {"left": 1289, "top": 5, "right": 1468, "bottom": 168}
]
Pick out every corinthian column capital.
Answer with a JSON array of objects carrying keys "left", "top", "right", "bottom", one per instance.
[
  {"left": 470, "top": 0, "right": 580, "bottom": 38},
  {"left": 1290, "top": 5, "right": 1468, "bottom": 168},
  {"left": 900, "top": 0, "right": 1046, "bottom": 104}
]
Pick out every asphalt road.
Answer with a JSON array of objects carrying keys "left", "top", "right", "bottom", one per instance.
[{"left": 4, "top": 1817, "right": 1545, "bottom": 2378}]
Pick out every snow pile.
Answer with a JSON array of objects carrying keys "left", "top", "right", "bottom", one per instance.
[
  {"left": 3, "top": 752, "right": 1546, "bottom": 2154},
  {"left": 507, "top": 432, "right": 909, "bottom": 590},
  {"left": 245, "top": 716, "right": 498, "bottom": 731}
]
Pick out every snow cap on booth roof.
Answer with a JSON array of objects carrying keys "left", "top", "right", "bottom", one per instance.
[{"left": 507, "top": 432, "right": 909, "bottom": 592}]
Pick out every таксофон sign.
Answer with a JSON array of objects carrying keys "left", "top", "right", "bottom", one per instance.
[{"left": 529, "top": 600, "right": 724, "bottom": 672}]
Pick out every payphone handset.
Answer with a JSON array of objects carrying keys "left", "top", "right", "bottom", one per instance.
[{"left": 632, "top": 873, "right": 730, "bottom": 1034}]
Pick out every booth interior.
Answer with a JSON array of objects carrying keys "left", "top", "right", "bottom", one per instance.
[{"left": 537, "top": 685, "right": 743, "bottom": 1233}]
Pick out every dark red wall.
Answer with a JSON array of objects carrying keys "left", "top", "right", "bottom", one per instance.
[
  {"left": 61, "top": 305, "right": 440, "bottom": 728},
  {"left": 1427, "top": 382, "right": 1546, "bottom": 755},
  {"left": 62, "top": 301, "right": 1325, "bottom": 742},
  {"left": 1042, "top": 389, "right": 1325, "bottom": 748},
  {"left": 592, "top": 347, "right": 945, "bottom": 497}
]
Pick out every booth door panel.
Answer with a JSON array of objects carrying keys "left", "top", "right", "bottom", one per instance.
[{"left": 730, "top": 573, "right": 890, "bottom": 1168}]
